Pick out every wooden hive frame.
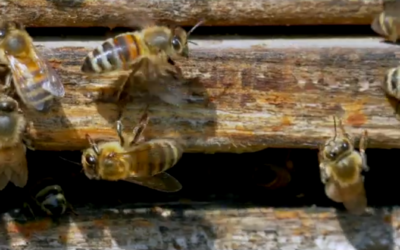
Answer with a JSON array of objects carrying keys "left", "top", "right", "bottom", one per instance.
[{"left": 0, "top": 0, "right": 400, "bottom": 249}]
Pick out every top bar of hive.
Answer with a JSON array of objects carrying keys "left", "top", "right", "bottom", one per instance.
[{"left": 3, "top": 0, "right": 384, "bottom": 27}]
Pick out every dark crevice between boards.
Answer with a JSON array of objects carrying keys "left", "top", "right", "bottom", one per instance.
[
  {"left": 0, "top": 148, "right": 398, "bottom": 220},
  {"left": 24, "top": 25, "right": 378, "bottom": 41}
]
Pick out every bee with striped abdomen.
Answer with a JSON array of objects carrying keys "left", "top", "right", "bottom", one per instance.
[
  {"left": 318, "top": 117, "right": 369, "bottom": 215},
  {"left": 0, "top": 93, "right": 28, "bottom": 190},
  {"left": 81, "top": 19, "right": 203, "bottom": 106},
  {"left": 81, "top": 109, "right": 183, "bottom": 192},
  {"left": 0, "top": 21, "right": 65, "bottom": 112},
  {"left": 371, "top": 0, "right": 400, "bottom": 43}
]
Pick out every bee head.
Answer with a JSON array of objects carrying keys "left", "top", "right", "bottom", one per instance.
[
  {"left": 172, "top": 19, "right": 204, "bottom": 58},
  {"left": 81, "top": 134, "right": 102, "bottom": 179},
  {"left": 322, "top": 117, "right": 353, "bottom": 161},
  {"left": 0, "top": 21, "right": 28, "bottom": 55},
  {"left": 36, "top": 185, "right": 67, "bottom": 217}
]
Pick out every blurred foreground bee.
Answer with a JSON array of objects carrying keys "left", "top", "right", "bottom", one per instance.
[
  {"left": 24, "top": 177, "right": 75, "bottom": 217},
  {"left": 81, "top": 110, "right": 183, "bottom": 192},
  {"left": 318, "top": 117, "right": 368, "bottom": 215},
  {"left": 0, "top": 94, "right": 28, "bottom": 190},
  {"left": 0, "top": 21, "right": 65, "bottom": 112},
  {"left": 371, "top": 0, "right": 400, "bottom": 43},
  {"left": 81, "top": 19, "right": 204, "bottom": 106}
]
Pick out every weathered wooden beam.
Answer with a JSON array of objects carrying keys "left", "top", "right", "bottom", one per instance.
[
  {"left": 19, "top": 38, "right": 400, "bottom": 152},
  {"left": 4, "top": 0, "right": 383, "bottom": 27},
  {"left": 0, "top": 206, "right": 396, "bottom": 250}
]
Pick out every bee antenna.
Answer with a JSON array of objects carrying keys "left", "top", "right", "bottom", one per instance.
[
  {"left": 188, "top": 41, "right": 198, "bottom": 45},
  {"left": 187, "top": 19, "right": 205, "bottom": 37},
  {"left": 85, "top": 134, "right": 100, "bottom": 155},
  {"left": 59, "top": 157, "right": 82, "bottom": 166},
  {"left": 333, "top": 116, "right": 337, "bottom": 141}
]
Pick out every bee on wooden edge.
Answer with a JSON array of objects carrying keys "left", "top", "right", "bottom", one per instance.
[
  {"left": 318, "top": 116, "right": 369, "bottom": 215},
  {"left": 81, "top": 107, "right": 184, "bottom": 193}
]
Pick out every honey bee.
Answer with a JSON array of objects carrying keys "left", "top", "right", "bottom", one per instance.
[
  {"left": 318, "top": 117, "right": 369, "bottom": 214},
  {"left": 24, "top": 177, "right": 75, "bottom": 217},
  {"left": 81, "top": 19, "right": 204, "bottom": 106},
  {"left": 371, "top": 0, "right": 400, "bottom": 43},
  {"left": 0, "top": 94, "right": 28, "bottom": 190},
  {"left": 0, "top": 21, "right": 65, "bottom": 112},
  {"left": 81, "top": 109, "right": 183, "bottom": 192}
]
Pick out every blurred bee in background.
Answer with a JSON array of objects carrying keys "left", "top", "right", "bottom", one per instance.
[
  {"left": 0, "top": 94, "right": 28, "bottom": 190},
  {"left": 81, "top": 18, "right": 204, "bottom": 106},
  {"left": 318, "top": 116, "right": 369, "bottom": 215},
  {"left": 24, "top": 177, "right": 75, "bottom": 218},
  {"left": 81, "top": 108, "right": 183, "bottom": 192},
  {"left": 0, "top": 21, "right": 65, "bottom": 112},
  {"left": 371, "top": 0, "right": 400, "bottom": 43}
]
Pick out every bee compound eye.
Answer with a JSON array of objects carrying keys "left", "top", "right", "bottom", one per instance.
[
  {"left": 0, "top": 28, "right": 6, "bottom": 38},
  {"left": 342, "top": 142, "right": 349, "bottom": 149},
  {"left": 329, "top": 152, "right": 336, "bottom": 158},
  {"left": 171, "top": 37, "right": 181, "bottom": 50},
  {"left": 0, "top": 101, "right": 16, "bottom": 112},
  {"left": 85, "top": 154, "right": 96, "bottom": 165}
]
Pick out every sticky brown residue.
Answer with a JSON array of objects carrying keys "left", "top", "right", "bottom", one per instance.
[
  {"left": 271, "top": 116, "right": 292, "bottom": 131},
  {"left": 8, "top": 219, "right": 53, "bottom": 238},
  {"left": 274, "top": 210, "right": 298, "bottom": 219},
  {"left": 344, "top": 100, "right": 367, "bottom": 128}
]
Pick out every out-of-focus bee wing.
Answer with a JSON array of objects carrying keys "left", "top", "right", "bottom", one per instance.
[
  {"left": 0, "top": 147, "right": 28, "bottom": 190},
  {"left": 383, "top": 0, "right": 400, "bottom": 17},
  {"left": 124, "top": 172, "right": 182, "bottom": 192},
  {"left": 32, "top": 47, "right": 65, "bottom": 97}
]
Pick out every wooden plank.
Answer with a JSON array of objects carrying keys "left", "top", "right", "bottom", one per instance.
[
  {"left": 17, "top": 37, "right": 400, "bottom": 152},
  {"left": 4, "top": 0, "right": 384, "bottom": 27},
  {"left": 0, "top": 206, "right": 396, "bottom": 250}
]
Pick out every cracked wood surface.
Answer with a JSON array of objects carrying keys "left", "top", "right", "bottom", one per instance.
[
  {"left": 0, "top": 206, "right": 397, "bottom": 250},
  {"left": 20, "top": 37, "right": 400, "bottom": 152},
  {"left": 1, "top": 0, "right": 384, "bottom": 27}
]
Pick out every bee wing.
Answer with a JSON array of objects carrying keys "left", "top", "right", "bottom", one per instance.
[
  {"left": 131, "top": 57, "right": 195, "bottom": 106},
  {"left": 0, "top": 147, "right": 28, "bottom": 190},
  {"left": 32, "top": 47, "right": 65, "bottom": 97},
  {"left": 124, "top": 172, "right": 182, "bottom": 192}
]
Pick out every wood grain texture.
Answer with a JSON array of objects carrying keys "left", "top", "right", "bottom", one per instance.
[
  {"left": 16, "top": 37, "right": 400, "bottom": 152},
  {"left": 1, "top": 0, "right": 384, "bottom": 27},
  {"left": 0, "top": 205, "right": 397, "bottom": 250}
]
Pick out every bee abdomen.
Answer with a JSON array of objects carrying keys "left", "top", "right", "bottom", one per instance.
[
  {"left": 81, "top": 33, "right": 141, "bottom": 74},
  {"left": 385, "top": 67, "right": 400, "bottom": 99},
  {"left": 135, "top": 139, "right": 183, "bottom": 176}
]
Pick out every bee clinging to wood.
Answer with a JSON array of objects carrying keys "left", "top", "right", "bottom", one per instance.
[
  {"left": 0, "top": 21, "right": 65, "bottom": 112},
  {"left": 371, "top": 0, "right": 400, "bottom": 43},
  {"left": 0, "top": 94, "right": 28, "bottom": 190},
  {"left": 318, "top": 117, "right": 369, "bottom": 215},
  {"left": 81, "top": 109, "right": 183, "bottom": 192},
  {"left": 81, "top": 18, "right": 204, "bottom": 106},
  {"left": 24, "top": 177, "right": 75, "bottom": 218}
]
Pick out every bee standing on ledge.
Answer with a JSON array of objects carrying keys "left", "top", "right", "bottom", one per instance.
[
  {"left": 81, "top": 109, "right": 183, "bottom": 192},
  {"left": 318, "top": 117, "right": 369, "bottom": 215},
  {"left": 0, "top": 94, "right": 28, "bottom": 190},
  {"left": 81, "top": 19, "right": 204, "bottom": 106},
  {"left": 24, "top": 177, "right": 75, "bottom": 218},
  {"left": 371, "top": 0, "right": 400, "bottom": 43},
  {"left": 0, "top": 21, "right": 65, "bottom": 112}
]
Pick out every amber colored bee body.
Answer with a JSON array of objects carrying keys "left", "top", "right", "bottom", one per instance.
[
  {"left": 0, "top": 94, "right": 28, "bottom": 190},
  {"left": 0, "top": 21, "right": 65, "bottom": 112},
  {"left": 81, "top": 20, "right": 203, "bottom": 106},
  {"left": 318, "top": 117, "right": 368, "bottom": 215},
  {"left": 81, "top": 110, "right": 183, "bottom": 192},
  {"left": 371, "top": 3, "right": 400, "bottom": 44}
]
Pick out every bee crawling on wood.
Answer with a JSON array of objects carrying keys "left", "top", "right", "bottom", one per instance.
[
  {"left": 318, "top": 116, "right": 369, "bottom": 215},
  {"left": 24, "top": 177, "right": 76, "bottom": 218},
  {"left": 0, "top": 21, "right": 65, "bottom": 112},
  {"left": 371, "top": 0, "right": 400, "bottom": 43},
  {"left": 81, "top": 18, "right": 204, "bottom": 106},
  {"left": 81, "top": 108, "right": 184, "bottom": 192},
  {"left": 0, "top": 93, "right": 28, "bottom": 190}
]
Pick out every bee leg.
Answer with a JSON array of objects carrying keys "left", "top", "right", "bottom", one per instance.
[
  {"left": 23, "top": 202, "right": 36, "bottom": 220},
  {"left": 22, "top": 121, "right": 35, "bottom": 151},
  {"left": 0, "top": 72, "right": 14, "bottom": 95},
  {"left": 359, "top": 130, "right": 369, "bottom": 172},
  {"left": 319, "top": 164, "right": 329, "bottom": 184},
  {"left": 67, "top": 203, "right": 78, "bottom": 216},
  {"left": 130, "top": 108, "right": 150, "bottom": 146}
]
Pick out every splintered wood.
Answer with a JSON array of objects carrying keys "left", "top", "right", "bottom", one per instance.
[
  {"left": 2, "top": 0, "right": 383, "bottom": 27},
  {"left": 0, "top": 206, "right": 397, "bottom": 250},
  {"left": 20, "top": 38, "right": 400, "bottom": 152}
]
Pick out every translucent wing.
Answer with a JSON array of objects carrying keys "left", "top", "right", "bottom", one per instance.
[
  {"left": 32, "top": 47, "right": 65, "bottom": 97},
  {"left": 0, "top": 144, "right": 28, "bottom": 190},
  {"left": 128, "top": 56, "right": 197, "bottom": 106},
  {"left": 124, "top": 172, "right": 182, "bottom": 192}
]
